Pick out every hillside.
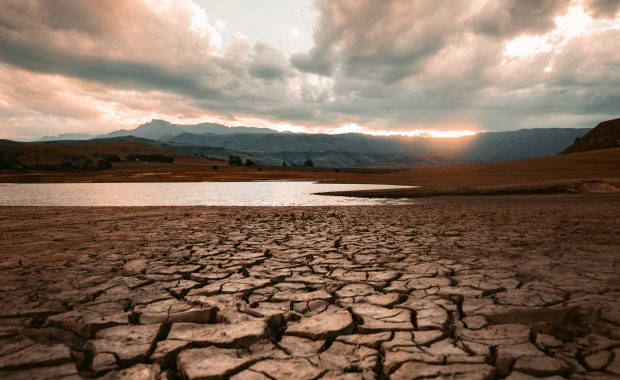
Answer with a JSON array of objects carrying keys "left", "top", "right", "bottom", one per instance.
[
  {"left": 166, "top": 128, "right": 589, "bottom": 166},
  {"left": 561, "top": 118, "right": 620, "bottom": 154},
  {"left": 39, "top": 119, "right": 280, "bottom": 141},
  {"left": 0, "top": 137, "right": 220, "bottom": 170},
  {"left": 317, "top": 147, "right": 620, "bottom": 198}
]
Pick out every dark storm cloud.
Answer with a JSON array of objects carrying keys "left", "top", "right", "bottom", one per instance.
[
  {"left": 292, "top": 0, "right": 474, "bottom": 82},
  {"left": 0, "top": 36, "right": 216, "bottom": 98},
  {"left": 0, "top": 0, "right": 618, "bottom": 140},
  {"left": 249, "top": 44, "right": 293, "bottom": 80},
  {"left": 584, "top": 0, "right": 620, "bottom": 18},
  {"left": 473, "top": 0, "right": 571, "bottom": 37}
]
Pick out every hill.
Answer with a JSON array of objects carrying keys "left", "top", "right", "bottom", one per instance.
[
  {"left": 0, "top": 136, "right": 220, "bottom": 170},
  {"left": 39, "top": 120, "right": 280, "bottom": 141},
  {"left": 318, "top": 147, "right": 620, "bottom": 197},
  {"left": 561, "top": 118, "right": 620, "bottom": 154},
  {"left": 165, "top": 128, "right": 589, "bottom": 166}
]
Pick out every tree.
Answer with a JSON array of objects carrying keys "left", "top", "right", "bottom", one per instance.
[
  {"left": 228, "top": 155, "right": 242, "bottom": 167},
  {"left": 282, "top": 162, "right": 287, "bottom": 166},
  {"left": 97, "top": 158, "right": 112, "bottom": 170},
  {"left": 303, "top": 159, "right": 314, "bottom": 167}
]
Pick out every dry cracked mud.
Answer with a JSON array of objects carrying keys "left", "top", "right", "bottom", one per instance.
[{"left": 1, "top": 195, "right": 619, "bottom": 379}]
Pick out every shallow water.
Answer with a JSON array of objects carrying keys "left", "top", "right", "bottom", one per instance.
[{"left": 0, "top": 181, "right": 411, "bottom": 206}]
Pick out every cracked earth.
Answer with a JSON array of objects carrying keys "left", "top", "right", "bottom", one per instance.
[{"left": 1, "top": 195, "right": 619, "bottom": 379}]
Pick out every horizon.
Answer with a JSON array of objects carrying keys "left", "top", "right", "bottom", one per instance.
[
  {"left": 1, "top": 0, "right": 619, "bottom": 140},
  {"left": 10, "top": 117, "right": 605, "bottom": 143}
]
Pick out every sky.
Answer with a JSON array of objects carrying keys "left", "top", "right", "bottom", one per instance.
[{"left": 0, "top": 0, "right": 619, "bottom": 140}]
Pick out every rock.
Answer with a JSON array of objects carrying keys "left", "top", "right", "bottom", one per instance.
[
  {"left": 351, "top": 303, "right": 413, "bottom": 332},
  {"left": 24, "top": 327, "right": 84, "bottom": 350},
  {"left": 584, "top": 350, "right": 611, "bottom": 371},
  {"left": 86, "top": 324, "right": 162, "bottom": 365},
  {"left": 463, "top": 315, "right": 488, "bottom": 330},
  {"left": 310, "top": 341, "right": 377, "bottom": 377},
  {"left": 336, "top": 332, "right": 392, "bottom": 348},
  {"left": 0, "top": 338, "right": 72, "bottom": 371},
  {"left": 46, "top": 300, "right": 130, "bottom": 338},
  {"left": 535, "top": 333, "right": 563, "bottom": 350},
  {"left": 168, "top": 320, "right": 268, "bottom": 347},
  {"left": 391, "top": 362, "right": 496, "bottom": 380},
  {"left": 123, "top": 259, "right": 148, "bottom": 274},
  {"left": 495, "top": 343, "right": 544, "bottom": 376},
  {"left": 230, "top": 370, "right": 272, "bottom": 380},
  {"left": 413, "top": 330, "right": 444, "bottom": 346},
  {"left": 458, "top": 324, "right": 531, "bottom": 346},
  {"left": 177, "top": 347, "right": 260, "bottom": 379},
  {"left": 512, "top": 355, "right": 570, "bottom": 377},
  {"left": 152, "top": 340, "right": 191, "bottom": 367},
  {"left": 279, "top": 336, "right": 324, "bottom": 357},
  {"left": 505, "top": 372, "right": 565, "bottom": 380},
  {"left": 606, "top": 348, "right": 620, "bottom": 375},
  {"left": 92, "top": 352, "right": 117, "bottom": 374},
  {"left": 0, "top": 363, "right": 79, "bottom": 380},
  {"left": 285, "top": 307, "right": 354, "bottom": 340},
  {"left": 382, "top": 348, "right": 443, "bottom": 375},
  {"left": 246, "top": 358, "right": 325, "bottom": 380},
  {"left": 134, "top": 299, "right": 216, "bottom": 324},
  {"left": 271, "top": 290, "right": 332, "bottom": 303},
  {"left": 100, "top": 363, "right": 161, "bottom": 380}
]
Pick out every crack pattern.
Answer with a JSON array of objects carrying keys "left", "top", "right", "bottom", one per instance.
[{"left": 0, "top": 198, "right": 619, "bottom": 379}]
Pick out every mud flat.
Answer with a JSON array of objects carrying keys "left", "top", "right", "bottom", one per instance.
[{"left": 1, "top": 195, "right": 619, "bottom": 379}]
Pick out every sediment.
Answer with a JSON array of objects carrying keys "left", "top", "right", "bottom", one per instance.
[{"left": 1, "top": 195, "right": 619, "bottom": 379}]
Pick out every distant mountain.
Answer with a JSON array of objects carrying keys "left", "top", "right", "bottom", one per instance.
[
  {"left": 39, "top": 133, "right": 98, "bottom": 141},
  {"left": 165, "top": 128, "right": 589, "bottom": 167},
  {"left": 30, "top": 119, "right": 593, "bottom": 167},
  {"left": 38, "top": 119, "right": 280, "bottom": 142},
  {"left": 176, "top": 122, "right": 280, "bottom": 135},
  {"left": 102, "top": 119, "right": 186, "bottom": 140},
  {"left": 102, "top": 119, "right": 279, "bottom": 140},
  {"left": 561, "top": 118, "right": 620, "bottom": 154}
]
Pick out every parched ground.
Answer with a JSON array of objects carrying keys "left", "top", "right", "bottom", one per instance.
[{"left": 0, "top": 195, "right": 619, "bottom": 379}]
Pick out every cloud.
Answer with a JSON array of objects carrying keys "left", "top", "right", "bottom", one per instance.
[
  {"left": 473, "top": 0, "right": 571, "bottom": 37},
  {"left": 249, "top": 44, "right": 293, "bottom": 80},
  {"left": 0, "top": 0, "right": 618, "bottom": 140},
  {"left": 584, "top": 0, "right": 620, "bottom": 18}
]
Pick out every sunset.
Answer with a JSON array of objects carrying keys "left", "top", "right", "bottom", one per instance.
[
  {"left": 1, "top": 0, "right": 619, "bottom": 139},
  {"left": 0, "top": 1, "right": 619, "bottom": 379}
]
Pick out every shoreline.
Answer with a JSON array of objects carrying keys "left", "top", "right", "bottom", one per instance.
[{"left": 1, "top": 148, "right": 619, "bottom": 199}]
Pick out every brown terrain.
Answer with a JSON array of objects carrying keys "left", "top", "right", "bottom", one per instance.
[
  {"left": 562, "top": 118, "right": 620, "bottom": 154},
  {"left": 1, "top": 124, "right": 620, "bottom": 379},
  {"left": 1, "top": 197, "right": 620, "bottom": 379},
  {"left": 0, "top": 138, "right": 217, "bottom": 166},
  {"left": 2, "top": 146, "right": 619, "bottom": 199}
]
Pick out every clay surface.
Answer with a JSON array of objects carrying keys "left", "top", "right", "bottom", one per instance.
[{"left": 1, "top": 196, "right": 619, "bottom": 378}]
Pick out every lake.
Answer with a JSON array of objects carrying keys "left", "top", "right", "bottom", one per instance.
[{"left": 0, "top": 181, "right": 411, "bottom": 206}]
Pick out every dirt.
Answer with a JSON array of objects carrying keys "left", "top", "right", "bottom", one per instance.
[{"left": 1, "top": 195, "right": 619, "bottom": 378}]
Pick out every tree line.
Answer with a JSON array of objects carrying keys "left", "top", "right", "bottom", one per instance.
[{"left": 228, "top": 155, "right": 258, "bottom": 167}]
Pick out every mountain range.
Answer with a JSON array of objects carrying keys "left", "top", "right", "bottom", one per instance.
[
  {"left": 39, "top": 119, "right": 279, "bottom": 141},
  {"left": 34, "top": 119, "right": 597, "bottom": 167}
]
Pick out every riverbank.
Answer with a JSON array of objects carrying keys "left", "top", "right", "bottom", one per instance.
[{"left": 1, "top": 196, "right": 619, "bottom": 378}]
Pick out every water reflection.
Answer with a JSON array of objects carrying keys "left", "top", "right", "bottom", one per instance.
[{"left": 0, "top": 181, "right": 411, "bottom": 206}]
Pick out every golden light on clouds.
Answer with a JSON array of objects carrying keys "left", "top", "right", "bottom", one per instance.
[{"left": 0, "top": 0, "right": 618, "bottom": 140}]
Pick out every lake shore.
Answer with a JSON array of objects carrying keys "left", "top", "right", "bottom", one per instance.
[
  {"left": 1, "top": 148, "right": 619, "bottom": 199},
  {"left": 1, "top": 196, "right": 619, "bottom": 378}
]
